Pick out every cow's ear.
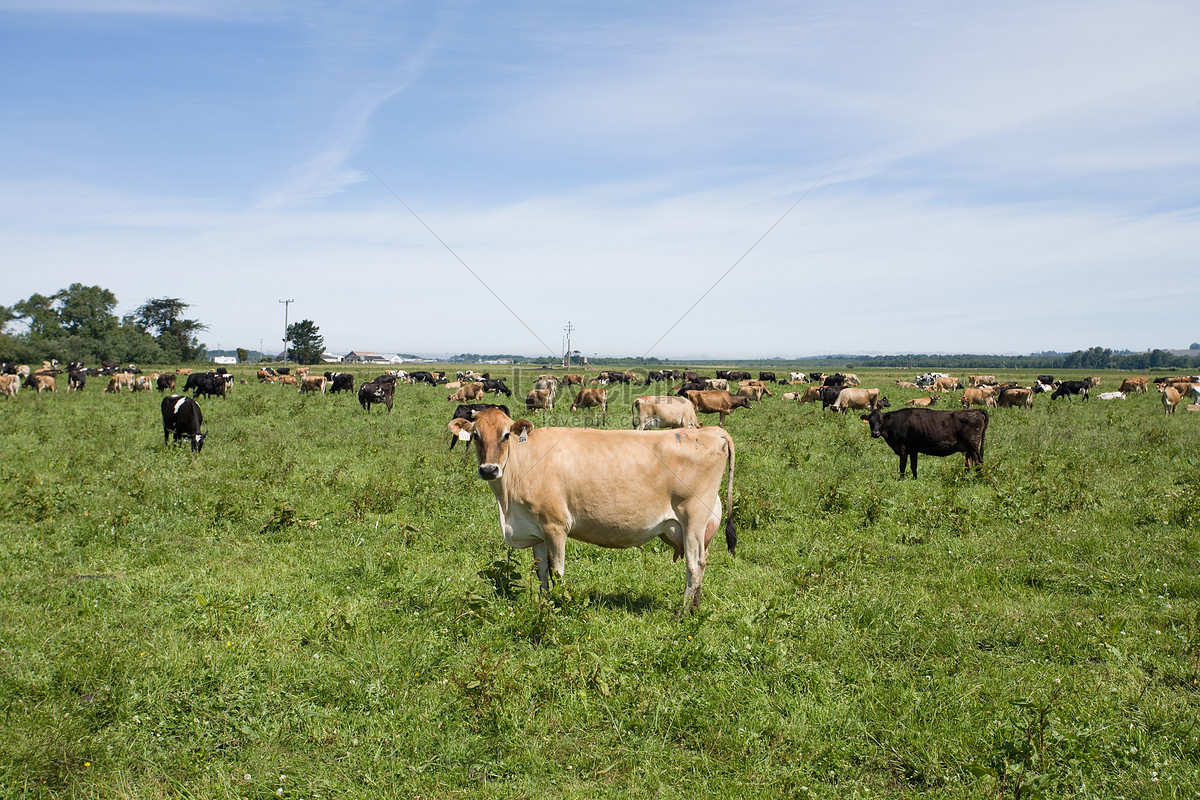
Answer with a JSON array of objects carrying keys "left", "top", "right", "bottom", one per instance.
[
  {"left": 859, "top": 414, "right": 870, "bottom": 422},
  {"left": 448, "top": 418, "right": 474, "bottom": 437},
  {"left": 512, "top": 419, "right": 534, "bottom": 442}
]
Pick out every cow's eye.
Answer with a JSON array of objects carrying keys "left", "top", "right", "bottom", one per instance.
[{"left": 502, "top": 432, "right": 510, "bottom": 441}]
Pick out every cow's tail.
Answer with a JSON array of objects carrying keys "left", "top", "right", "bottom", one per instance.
[{"left": 723, "top": 429, "right": 737, "bottom": 556}]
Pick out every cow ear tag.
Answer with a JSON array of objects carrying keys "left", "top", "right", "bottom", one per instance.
[
  {"left": 518, "top": 429, "right": 528, "bottom": 444},
  {"left": 457, "top": 430, "right": 471, "bottom": 442}
]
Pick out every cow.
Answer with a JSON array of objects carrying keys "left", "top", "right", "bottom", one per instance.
[
  {"left": 187, "top": 372, "right": 228, "bottom": 399},
  {"left": 408, "top": 371, "right": 439, "bottom": 387},
  {"left": 996, "top": 387, "right": 1033, "bottom": 408},
  {"left": 25, "top": 373, "right": 57, "bottom": 393},
  {"left": 156, "top": 374, "right": 177, "bottom": 392},
  {"left": 449, "top": 382, "right": 486, "bottom": 402},
  {"left": 1032, "top": 381, "right": 1055, "bottom": 394},
  {"left": 960, "top": 386, "right": 997, "bottom": 409},
  {"left": 831, "top": 387, "right": 885, "bottom": 413},
  {"left": 570, "top": 387, "right": 607, "bottom": 413},
  {"left": 726, "top": 371, "right": 752, "bottom": 381},
  {"left": 895, "top": 381, "right": 920, "bottom": 389},
  {"left": 683, "top": 389, "right": 752, "bottom": 426},
  {"left": 818, "top": 385, "right": 846, "bottom": 410},
  {"left": 703, "top": 378, "right": 730, "bottom": 391},
  {"left": 561, "top": 374, "right": 584, "bottom": 386},
  {"left": 1161, "top": 385, "right": 1181, "bottom": 416},
  {"left": 735, "top": 384, "right": 768, "bottom": 402},
  {"left": 932, "top": 376, "right": 961, "bottom": 392},
  {"left": 358, "top": 380, "right": 395, "bottom": 413},
  {"left": 906, "top": 396, "right": 939, "bottom": 407},
  {"left": 257, "top": 369, "right": 277, "bottom": 383},
  {"left": 633, "top": 395, "right": 700, "bottom": 430},
  {"left": 68, "top": 371, "right": 87, "bottom": 392},
  {"left": 759, "top": 372, "right": 777, "bottom": 382},
  {"left": 796, "top": 385, "right": 825, "bottom": 406},
  {"left": 1051, "top": 381, "right": 1089, "bottom": 401},
  {"left": 278, "top": 374, "right": 299, "bottom": 387},
  {"left": 481, "top": 378, "right": 512, "bottom": 397},
  {"left": 176, "top": 368, "right": 192, "bottom": 376},
  {"left": 1185, "top": 384, "right": 1200, "bottom": 404},
  {"left": 789, "top": 372, "right": 807, "bottom": 382},
  {"left": 1097, "top": 391, "right": 1125, "bottom": 401},
  {"left": 447, "top": 407, "right": 736, "bottom": 613},
  {"left": 325, "top": 372, "right": 355, "bottom": 394},
  {"left": 525, "top": 388, "right": 555, "bottom": 412},
  {"left": 449, "top": 403, "right": 511, "bottom": 449},
  {"left": 161, "top": 395, "right": 206, "bottom": 452},
  {"left": 861, "top": 407, "right": 988, "bottom": 480},
  {"left": 294, "top": 367, "right": 310, "bottom": 377},
  {"left": 0, "top": 374, "right": 19, "bottom": 398},
  {"left": 132, "top": 375, "right": 155, "bottom": 392},
  {"left": 300, "top": 375, "right": 328, "bottom": 394},
  {"left": 1119, "top": 377, "right": 1148, "bottom": 394},
  {"left": 1036, "top": 375, "right": 1056, "bottom": 386},
  {"left": 968, "top": 375, "right": 997, "bottom": 387}
]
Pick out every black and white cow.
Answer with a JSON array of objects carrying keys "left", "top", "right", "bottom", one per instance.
[
  {"left": 358, "top": 380, "right": 395, "bottom": 413},
  {"left": 325, "top": 372, "right": 355, "bottom": 393},
  {"left": 161, "top": 395, "right": 206, "bottom": 452}
]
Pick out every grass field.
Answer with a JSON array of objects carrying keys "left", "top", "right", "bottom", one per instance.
[{"left": 2, "top": 366, "right": 1199, "bottom": 798}]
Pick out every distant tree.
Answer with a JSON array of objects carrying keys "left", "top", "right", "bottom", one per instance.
[
  {"left": 1191, "top": 342, "right": 1200, "bottom": 350},
  {"left": 135, "top": 297, "right": 208, "bottom": 362},
  {"left": 12, "top": 293, "right": 61, "bottom": 338},
  {"left": 285, "top": 320, "right": 325, "bottom": 365},
  {"left": 236, "top": 347, "right": 249, "bottom": 363},
  {"left": 0, "top": 305, "right": 16, "bottom": 335},
  {"left": 54, "top": 283, "right": 119, "bottom": 339}
]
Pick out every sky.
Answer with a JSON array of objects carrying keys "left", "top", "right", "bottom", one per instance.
[{"left": 2, "top": 1, "right": 1198, "bottom": 359}]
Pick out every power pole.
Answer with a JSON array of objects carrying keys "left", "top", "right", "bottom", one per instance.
[
  {"left": 563, "top": 321, "right": 575, "bottom": 367},
  {"left": 279, "top": 299, "right": 294, "bottom": 364}
]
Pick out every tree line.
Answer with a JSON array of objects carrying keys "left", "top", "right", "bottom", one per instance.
[{"left": 0, "top": 284, "right": 326, "bottom": 365}]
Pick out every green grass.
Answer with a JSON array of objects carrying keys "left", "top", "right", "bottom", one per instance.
[{"left": 2, "top": 366, "right": 1199, "bottom": 798}]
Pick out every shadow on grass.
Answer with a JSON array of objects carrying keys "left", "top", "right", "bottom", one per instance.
[{"left": 587, "top": 590, "right": 658, "bottom": 615}]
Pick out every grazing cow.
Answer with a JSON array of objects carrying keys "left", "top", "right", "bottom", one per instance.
[
  {"left": 68, "top": 371, "right": 87, "bottom": 391},
  {"left": 633, "top": 395, "right": 700, "bottom": 430},
  {"left": 1119, "top": 377, "right": 1149, "bottom": 394},
  {"left": 525, "top": 388, "right": 555, "bottom": 412},
  {"left": 1084, "top": 376, "right": 1101, "bottom": 388},
  {"left": 449, "top": 382, "right": 486, "bottom": 402},
  {"left": 1161, "top": 385, "right": 1181, "bottom": 416},
  {"left": 1051, "top": 381, "right": 1090, "bottom": 401},
  {"left": 481, "top": 378, "right": 512, "bottom": 397},
  {"left": 1097, "top": 391, "right": 1125, "bottom": 401},
  {"left": 449, "top": 403, "right": 511, "bottom": 449},
  {"left": 861, "top": 407, "right": 988, "bottom": 479},
  {"left": 278, "top": 374, "right": 299, "bottom": 387},
  {"left": 906, "top": 396, "right": 939, "bottom": 407},
  {"left": 1037, "top": 375, "right": 1056, "bottom": 386},
  {"left": 358, "top": 380, "right": 395, "bottom": 413},
  {"left": 408, "top": 371, "right": 439, "bottom": 387},
  {"left": 831, "top": 387, "right": 885, "bottom": 413},
  {"left": 789, "top": 372, "right": 807, "bottom": 382},
  {"left": 683, "top": 389, "right": 752, "bottom": 426},
  {"left": 726, "top": 371, "right": 752, "bottom": 382},
  {"left": 759, "top": 372, "right": 777, "bottom": 382},
  {"left": 448, "top": 407, "right": 736, "bottom": 613},
  {"left": 256, "top": 369, "right": 278, "bottom": 383},
  {"left": 968, "top": 375, "right": 997, "bottom": 387},
  {"left": 300, "top": 375, "right": 328, "bottom": 394},
  {"left": 996, "top": 387, "right": 1033, "bottom": 408},
  {"left": 932, "top": 376, "right": 961, "bottom": 392},
  {"left": 156, "top": 374, "right": 177, "bottom": 391},
  {"left": 25, "top": 373, "right": 57, "bottom": 393},
  {"left": 132, "top": 375, "right": 155, "bottom": 392},
  {"left": 327, "top": 372, "right": 355, "bottom": 394},
  {"left": 735, "top": 384, "right": 768, "bottom": 402},
  {"left": 187, "top": 372, "right": 228, "bottom": 399},
  {"left": 796, "top": 385, "right": 825, "bottom": 406},
  {"left": 570, "top": 387, "right": 607, "bottom": 413},
  {"left": 0, "top": 374, "right": 19, "bottom": 397},
  {"left": 960, "top": 386, "right": 997, "bottom": 409},
  {"left": 161, "top": 395, "right": 206, "bottom": 452},
  {"left": 294, "top": 367, "right": 310, "bottom": 377},
  {"left": 818, "top": 385, "right": 847, "bottom": 410},
  {"left": 561, "top": 374, "right": 584, "bottom": 386},
  {"left": 703, "top": 378, "right": 730, "bottom": 391},
  {"left": 534, "top": 377, "right": 558, "bottom": 392},
  {"left": 809, "top": 372, "right": 826, "bottom": 383}
]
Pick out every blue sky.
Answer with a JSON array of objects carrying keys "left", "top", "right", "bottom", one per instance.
[{"left": 3, "top": 1, "right": 1198, "bottom": 359}]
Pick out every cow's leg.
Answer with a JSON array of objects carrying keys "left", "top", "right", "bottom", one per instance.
[
  {"left": 681, "top": 514, "right": 713, "bottom": 615},
  {"left": 909, "top": 452, "right": 918, "bottom": 480}
]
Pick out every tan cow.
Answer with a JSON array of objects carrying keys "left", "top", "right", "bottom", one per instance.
[
  {"left": 279, "top": 374, "right": 299, "bottom": 387},
  {"left": 895, "top": 381, "right": 920, "bottom": 389},
  {"left": 26, "top": 373, "right": 57, "bottom": 393},
  {"left": 968, "top": 375, "right": 997, "bottom": 387},
  {"left": 906, "top": 396, "right": 939, "bottom": 407},
  {"left": 1161, "top": 385, "right": 1181, "bottom": 415},
  {"left": 132, "top": 375, "right": 155, "bottom": 392},
  {"left": 294, "top": 367, "right": 310, "bottom": 377},
  {"left": 735, "top": 385, "right": 767, "bottom": 402},
  {"left": 561, "top": 374, "right": 584, "bottom": 386},
  {"left": 683, "top": 389, "right": 752, "bottom": 426},
  {"left": 525, "top": 388, "right": 555, "bottom": 412},
  {"left": 300, "top": 375, "right": 328, "bottom": 394},
  {"left": 570, "top": 387, "right": 607, "bottom": 413},
  {"left": 996, "top": 387, "right": 1033, "bottom": 408},
  {"left": 960, "top": 386, "right": 996, "bottom": 408},
  {"left": 447, "top": 407, "right": 736, "bottom": 612},
  {"left": 449, "top": 382, "right": 485, "bottom": 402},
  {"left": 257, "top": 369, "right": 277, "bottom": 383},
  {"left": 703, "top": 378, "right": 730, "bottom": 391},
  {"left": 796, "top": 385, "right": 824, "bottom": 406},
  {"left": 176, "top": 368, "right": 192, "bottom": 375},
  {"left": 0, "top": 374, "right": 19, "bottom": 397},
  {"left": 632, "top": 395, "right": 702, "bottom": 430},
  {"left": 1119, "top": 377, "right": 1149, "bottom": 394},
  {"left": 933, "top": 376, "right": 961, "bottom": 392},
  {"left": 831, "top": 387, "right": 883, "bottom": 413}
]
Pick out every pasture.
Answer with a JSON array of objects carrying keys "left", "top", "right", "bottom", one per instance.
[{"left": 2, "top": 366, "right": 1199, "bottom": 798}]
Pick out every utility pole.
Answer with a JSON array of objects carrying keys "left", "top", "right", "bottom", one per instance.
[
  {"left": 563, "top": 321, "right": 575, "bottom": 367},
  {"left": 279, "top": 299, "right": 294, "bottom": 364}
]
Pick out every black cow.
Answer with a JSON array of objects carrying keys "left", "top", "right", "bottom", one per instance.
[
  {"left": 156, "top": 374, "right": 177, "bottom": 392},
  {"left": 727, "top": 371, "right": 752, "bottom": 381},
  {"left": 448, "top": 403, "right": 512, "bottom": 449},
  {"left": 358, "top": 380, "right": 395, "bottom": 413},
  {"left": 186, "top": 372, "right": 227, "bottom": 399},
  {"left": 861, "top": 407, "right": 988, "bottom": 479},
  {"left": 759, "top": 372, "right": 776, "bottom": 382},
  {"left": 325, "top": 372, "right": 355, "bottom": 393},
  {"left": 715, "top": 370, "right": 732, "bottom": 380},
  {"left": 819, "top": 385, "right": 846, "bottom": 409},
  {"left": 480, "top": 378, "right": 512, "bottom": 397},
  {"left": 674, "top": 381, "right": 708, "bottom": 397},
  {"left": 68, "top": 371, "right": 87, "bottom": 391},
  {"left": 1050, "top": 381, "right": 1089, "bottom": 401},
  {"left": 1037, "top": 375, "right": 1056, "bottom": 386},
  {"left": 161, "top": 395, "right": 206, "bottom": 452}
]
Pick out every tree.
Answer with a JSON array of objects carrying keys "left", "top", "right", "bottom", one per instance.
[
  {"left": 1190, "top": 343, "right": 1199, "bottom": 350},
  {"left": 236, "top": 347, "right": 249, "bottom": 363},
  {"left": 54, "top": 283, "right": 118, "bottom": 339},
  {"left": 12, "top": 293, "right": 61, "bottom": 338},
  {"left": 0, "top": 305, "right": 16, "bottom": 335},
  {"left": 285, "top": 320, "right": 325, "bottom": 365},
  {"left": 135, "top": 297, "right": 208, "bottom": 362}
]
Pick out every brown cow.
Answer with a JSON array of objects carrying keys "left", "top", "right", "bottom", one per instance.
[
  {"left": 968, "top": 375, "right": 997, "bottom": 387},
  {"left": 831, "top": 387, "right": 884, "bottom": 413},
  {"left": 526, "top": 388, "right": 555, "bottom": 411},
  {"left": 996, "top": 387, "right": 1033, "bottom": 408},
  {"left": 960, "top": 387, "right": 997, "bottom": 408},
  {"left": 300, "top": 375, "right": 328, "bottom": 394},
  {"left": 796, "top": 385, "right": 824, "bottom": 406},
  {"left": 447, "top": 407, "right": 736, "bottom": 613},
  {"left": 449, "top": 382, "right": 485, "bottom": 402},
  {"left": 683, "top": 389, "right": 752, "bottom": 426},
  {"left": 906, "top": 396, "right": 939, "bottom": 407},
  {"left": 0, "top": 374, "right": 20, "bottom": 398},
  {"left": 279, "top": 374, "right": 299, "bottom": 387},
  {"left": 561, "top": 374, "right": 584, "bottom": 386},
  {"left": 257, "top": 369, "right": 277, "bottom": 383},
  {"left": 1161, "top": 385, "right": 1181, "bottom": 416},
  {"left": 1119, "top": 377, "right": 1148, "bottom": 394},
  {"left": 933, "top": 376, "right": 961, "bottom": 392},
  {"left": 570, "top": 387, "right": 607, "bottom": 413}
]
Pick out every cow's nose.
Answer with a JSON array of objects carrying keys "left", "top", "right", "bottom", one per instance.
[{"left": 478, "top": 464, "right": 500, "bottom": 480}]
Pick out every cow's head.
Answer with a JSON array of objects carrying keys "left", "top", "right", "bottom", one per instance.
[
  {"left": 190, "top": 431, "right": 207, "bottom": 453},
  {"left": 860, "top": 409, "right": 885, "bottom": 437},
  {"left": 448, "top": 408, "right": 533, "bottom": 481}
]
